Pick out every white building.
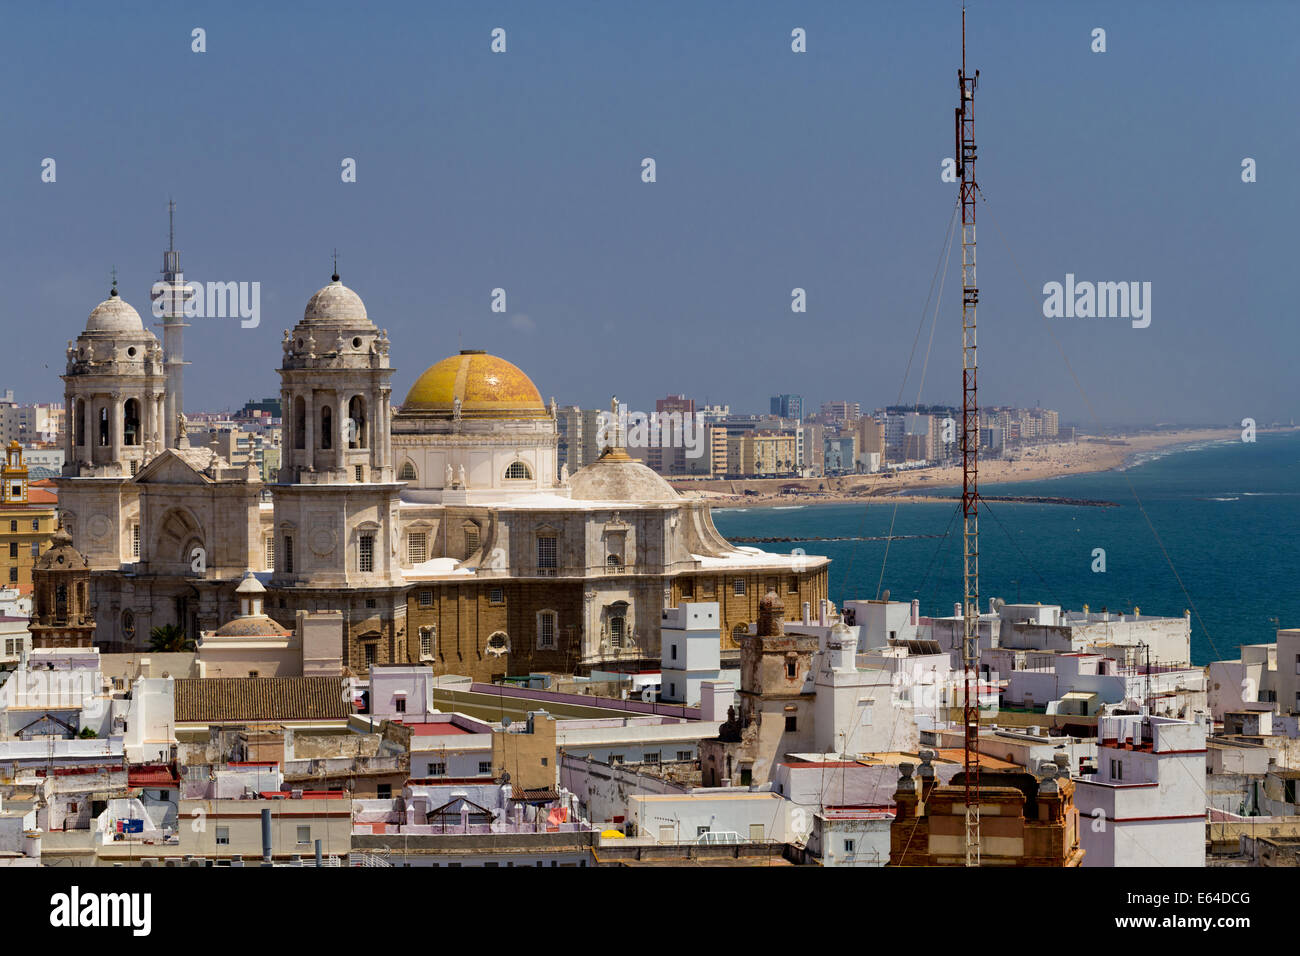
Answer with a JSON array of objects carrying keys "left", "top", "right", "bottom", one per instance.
[
  {"left": 660, "top": 602, "right": 725, "bottom": 705},
  {"left": 813, "top": 622, "right": 916, "bottom": 755},
  {"left": 1073, "top": 714, "right": 1207, "bottom": 867}
]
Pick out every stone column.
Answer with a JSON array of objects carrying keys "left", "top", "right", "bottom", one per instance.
[
  {"left": 110, "top": 392, "right": 123, "bottom": 471},
  {"left": 337, "top": 394, "right": 347, "bottom": 472},
  {"left": 303, "top": 390, "right": 314, "bottom": 474}
]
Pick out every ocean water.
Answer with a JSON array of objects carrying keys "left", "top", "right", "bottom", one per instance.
[{"left": 711, "top": 430, "right": 1300, "bottom": 665}]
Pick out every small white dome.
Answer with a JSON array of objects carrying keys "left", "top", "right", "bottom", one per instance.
[
  {"left": 86, "top": 292, "right": 143, "bottom": 333},
  {"left": 303, "top": 278, "right": 369, "bottom": 325}
]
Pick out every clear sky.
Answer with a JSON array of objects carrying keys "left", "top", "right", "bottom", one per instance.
[{"left": 2, "top": 0, "right": 1295, "bottom": 427}]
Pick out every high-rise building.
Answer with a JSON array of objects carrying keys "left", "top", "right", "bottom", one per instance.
[
  {"left": 770, "top": 394, "right": 803, "bottom": 422},
  {"left": 556, "top": 405, "right": 602, "bottom": 477},
  {"left": 819, "top": 401, "right": 860, "bottom": 424}
]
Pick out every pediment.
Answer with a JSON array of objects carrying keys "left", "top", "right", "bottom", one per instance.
[{"left": 132, "top": 449, "right": 214, "bottom": 486}]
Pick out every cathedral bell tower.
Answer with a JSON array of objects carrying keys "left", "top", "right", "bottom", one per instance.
[
  {"left": 271, "top": 270, "right": 402, "bottom": 591},
  {"left": 62, "top": 278, "right": 166, "bottom": 479}
]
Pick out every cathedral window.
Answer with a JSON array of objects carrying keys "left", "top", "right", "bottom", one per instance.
[
  {"left": 131, "top": 524, "right": 140, "bottom": 559},
  {"left": 320, "top": 406, "right": 332, "bottom": 450},
  {"left": 609, "top": 616, "right": 625, "bottom": 648},
  {"left": 8, "top": 543, "right": 16, "bottom": 558},
  {"left": 282, "top": 535, "right": 294, "bottom": 573},
  {"left": 123, "top": 399, "right": 140, "bottom": 446},
  {"left": 399, "top": 461, "right": 417, "bottom": 481},
  {"left": 264, "top": 536, "right": 274, "bottom": 570},
  {"left": 419, "top": 626, "right": 434, "bottom": 659},
  {"left": 463, "top": 524, "right": 480, "bottom": 558},
  {"left": 733, "top": 579, "right": 746, "bottom": 596},
  {"left": 680, "top": 578, "right": 694, "bottom": 598},
  {"left": 354, "top": 464, "right": 364, "bottom": 482},
  {"left": 536, "top": 535, "right": 556, "bottom": 571},
  {"left": 489, "top": 588, "right": 504, "bottom": 605},
  {"left": 75, "top": 400, "right": 85, "bottom": 446},
  {"left": 606, "top": 554, "right": 622, "bottom": 573},
  {"left": 293, "top": 397, "right": 306, "bottom": 450},
  {"left": 408, "top": 532, "right": 427, "bottom": 564},
  {"left": 504, "top": 460, "right": 532, "bottom": 480},
  {"left": 538, "top": 611, "right": 556, "bottom": 649},
  {"left": 358, "top": 534, "right": 375, "bottom": 573},
  {"left": 418, "top": 589, "right": 432, "bottom": 607},
  {"left": 347, "top": 396, "right": 367, "bottom": 448}
]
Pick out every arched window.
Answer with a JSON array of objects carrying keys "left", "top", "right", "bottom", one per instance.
[
  {"left": 486, "top": 632, "right": 509, "bottom": 657},
  {"left": 398, "top": 461, "right": 417, "bottom": 481},
  {"left": 320, "top": 406, "right": 332, "bottom": 450},
  {"left": 609, "top": 616, "right": 625, "bottom": 648},
  {"left": 348, "top": 396, "right": 366, "bottom": 448},
  {"left": 504, "top": 460, "right": 532, "bottom": 480},
  {"left": 293, "top": 396, "right": 306, "bottom": 450},
  {"left": 75, "top": 399, "right": 85, "bottom": 447},
  {"left": 123, "top": 398, "right": 141, "bottom": 446},
  {"left": 98, "top": 407, "right": 110, "bottom": 447},
  {"left": 55, "top": 584, "right": 68, "bottom": 623},
  {"left": 419, "top": 626, "right": 435, "bottom": 659},
  {"left": 537, "top": 610, "right": 557, "bottom": 649}
]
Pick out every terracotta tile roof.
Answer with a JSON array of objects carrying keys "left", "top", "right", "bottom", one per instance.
[
  {"left": 174, "top": 676, "right": 351, "bottom": 723},
  {"left": 27, "top": 488, "right": 57, "bottom": 504}
]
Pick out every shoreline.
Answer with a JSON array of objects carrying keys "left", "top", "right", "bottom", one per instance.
[{"left": 672, "top": 426, "right": 1289, "bottom": 510}]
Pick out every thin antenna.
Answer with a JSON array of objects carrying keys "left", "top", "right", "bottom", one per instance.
[
  {"left": 331, "top": 249, "right": 340, "bottom": 282},
  {"left": 168, "top": 198, "right": 176, "bottom": 251},
  {"left": 956, "top": 2, "right": 982, "bottom": 867}
]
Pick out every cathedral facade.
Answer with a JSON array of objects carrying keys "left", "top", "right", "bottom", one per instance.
[{"left": 56, "top": 275, "right": 828, "bottom": 679}]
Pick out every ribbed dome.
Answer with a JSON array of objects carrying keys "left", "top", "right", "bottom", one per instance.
[
  {"left": 302, "top": 278, "right": 370, "bottom": 326},
  {"left": 401, "top": 350, "right": 548, "bottom": 419},
  {"left": 86, "top": 293, "right": 144, "bottom": 333},
  {"left": 568, "top": 452, "right": 680, "bottom": 503}
]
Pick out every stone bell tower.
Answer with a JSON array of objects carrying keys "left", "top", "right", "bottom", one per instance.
[{"left": 271, "top": 270, "right": 402, "bottom": 592}]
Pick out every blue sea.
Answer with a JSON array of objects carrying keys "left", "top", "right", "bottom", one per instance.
[{"left": 711, "top": 430, "right": 1300, "bottom": 665}]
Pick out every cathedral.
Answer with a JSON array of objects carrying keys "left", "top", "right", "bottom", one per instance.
[{"left": 56, "top": 270, "right": 828, "bottom": 679}]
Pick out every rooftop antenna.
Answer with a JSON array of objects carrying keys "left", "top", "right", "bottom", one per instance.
[
  {"left": 331, "top": 248, "right": 340, "bottom": 282},
  {"left": 956, "top": 2, "right": 982, "bottom": 867}
]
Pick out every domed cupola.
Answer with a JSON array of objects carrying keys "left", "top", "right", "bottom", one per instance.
[{"left": 62, "top": 276, "right": 167, "bottom": 478}]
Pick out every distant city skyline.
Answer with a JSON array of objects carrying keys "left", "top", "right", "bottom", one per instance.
[{"left": 5, "top": 2, "right": 1296, "bottom": 427}]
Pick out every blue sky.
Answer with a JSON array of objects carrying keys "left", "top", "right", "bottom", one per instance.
[{"left": 2, "top": 0, "right": 1296, "bottom": 426}]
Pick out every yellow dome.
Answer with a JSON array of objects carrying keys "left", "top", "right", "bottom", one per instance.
[{"left": 402, "top": 350, "right": 548, "bottom": 418}]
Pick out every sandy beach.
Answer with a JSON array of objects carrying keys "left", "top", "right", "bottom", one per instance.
[{"left": 668, "top": 427, "right": 1267, "bottom": 509}]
